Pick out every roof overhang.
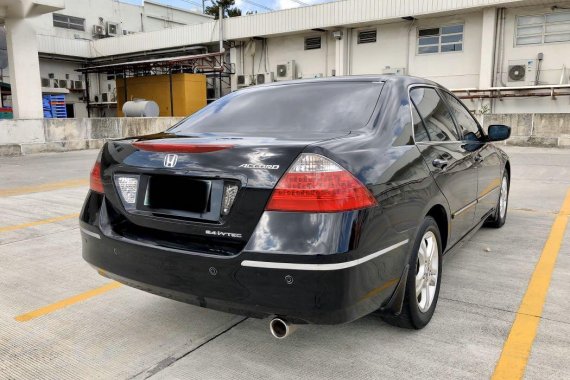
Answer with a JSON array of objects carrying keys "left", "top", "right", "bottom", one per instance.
[{"left": 0, "top": 0, "right": 64, "bottom": 19}]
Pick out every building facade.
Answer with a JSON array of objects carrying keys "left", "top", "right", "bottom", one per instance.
[
  {"left": 5, "top": 0, "right": 570, "bottom": 118},
  {"left": 1, "top": 0, "right": 212, "bottom": 118}
]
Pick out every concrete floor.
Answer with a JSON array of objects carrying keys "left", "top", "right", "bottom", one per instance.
[{"left": 0, "top": 147, "right": 569, "bottom": 379}]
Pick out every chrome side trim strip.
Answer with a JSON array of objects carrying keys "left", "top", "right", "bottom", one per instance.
[
  {"left": 452, "top": 200, "right": 477, "bottom": 218},
  {"left": 241, "top": 239, "right": 409, "bottom": 271},
  {"left": 478, "top": 186, "right": 500, "bottom": 202},
  {"left": 80, "top": 227, "right": 101, "bottom": 239},
  {"left": 452, "top": 185, "right": 501, "bottom": 218}
]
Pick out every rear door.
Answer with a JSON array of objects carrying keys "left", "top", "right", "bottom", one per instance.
[
  {"left": 410, "top": 86, "right": 478, "bottom": 246},
  {"left": 440, "top": 91, "right": 502, "bottom": 223}
]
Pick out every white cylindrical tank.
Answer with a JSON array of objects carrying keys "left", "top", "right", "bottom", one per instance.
[{"left": 122, "top": 99, "right": 160, "bottom": 117}]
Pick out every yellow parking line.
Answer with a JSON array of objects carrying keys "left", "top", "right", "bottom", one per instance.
[
  {"left": 0, "top": 213, "right": 80, "bottom": 233},
  {"left": 0, "top": 178, "right": 88, "bottom": 197},
  {"left": 15, "top": 282, "right": 122, "bottom": 322},
  {"left": 492, "top": 189, "right": 570, "bottom": 379}
]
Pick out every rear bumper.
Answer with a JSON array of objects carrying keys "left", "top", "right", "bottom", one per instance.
[{"left": 80, "top": 222, "right": 409, "bottom": 325}]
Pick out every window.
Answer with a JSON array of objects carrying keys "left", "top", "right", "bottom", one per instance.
[
  {"left": 411, "top": 104, "right": 430, "bottom": 142},
  {"left": 53, "top": 14, "right": 85, "bottom": 31},
  {"left": 169, "top": 82, "right": 383, "bottom": 134},
  {"left": 516, "top": 11, "right": 570, "bottom": 45},
  {"left": 441, "top": 92, "right": 482, "bottom": 141},
  {"left": 417, "top": 24, "right": 464, "bottom": 54},
  {"left": 410, "top": 87, "right": 460, "bottom": 142},
  {"left": 358, "top": 29, "right": 377, "bottom": 44},
  {"left": 304, "top": 36, "right": 321, "bottom": 50}
]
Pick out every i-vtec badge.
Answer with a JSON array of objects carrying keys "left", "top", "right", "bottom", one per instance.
[
  {"left": 239, "top": 164, "right": 280, "bottom": 170},
  {"left": 205, "top": 230, "right": 243, "bottom": 238}
]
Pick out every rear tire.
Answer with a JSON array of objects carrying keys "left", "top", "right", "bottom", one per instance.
[
  {"left": 485, "top": 171, "right": 509, "bottom": 228},
  {"left": 382, "top": 217, "right": 442, "bottom": 329}
]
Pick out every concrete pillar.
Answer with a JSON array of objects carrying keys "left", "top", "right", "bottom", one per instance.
[
  {"left": 479, "top": 8, "right": 498, "bottom": 89},
  {"left": 334, "top": 28, "right": 349, "bottom": 76},
  {"left": 5, "top": 18, "right": 44, "bottom": 119}
]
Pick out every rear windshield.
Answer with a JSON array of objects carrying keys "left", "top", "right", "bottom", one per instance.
[{"left": 169, "top": 82, "right": 383, "bottom": 134}]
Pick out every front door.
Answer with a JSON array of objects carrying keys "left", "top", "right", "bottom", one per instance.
[
  {"left": 440, "top": 91, "right": 502, "bottom": 223},
  {"left": 410, "top": 87, "right": 478, "bottom": 247}
]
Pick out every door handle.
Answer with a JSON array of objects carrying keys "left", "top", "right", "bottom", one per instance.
[{"left": 432, "top": 158, "right": 448, "bottom": 169}]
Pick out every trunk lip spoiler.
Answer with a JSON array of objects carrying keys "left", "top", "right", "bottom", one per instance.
[{"left": 132, "top": 141, "right": 234, "bottom": 153}]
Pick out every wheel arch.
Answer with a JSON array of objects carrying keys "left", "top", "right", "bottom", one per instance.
[
  {"left": 504, "top": 160, "right": 511, "bottom": 184},
  {"left": 426, "top": 204, "right": 449, "bottom": 253}
]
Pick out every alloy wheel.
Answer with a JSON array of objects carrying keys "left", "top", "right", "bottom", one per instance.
[
  {"left": 416, "top": 231, "right": 438, "bottom": 313},
  {"left": 499, "top": 176, "right": 508, "bottom": 219}
]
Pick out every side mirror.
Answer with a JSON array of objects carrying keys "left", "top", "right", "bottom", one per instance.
[{"left": 487, "top": 125, "right": 511, "bottom": 142}]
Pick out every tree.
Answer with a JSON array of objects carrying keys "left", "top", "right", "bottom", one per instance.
[{"left": 204, "top": 0, "right": 242, "bottom": 19}]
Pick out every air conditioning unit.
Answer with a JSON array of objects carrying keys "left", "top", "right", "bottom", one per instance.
[
  {"left": 256, "top": 72, "right": 274, "bottom": 85},
  {"left": 301, "top": 73, "right": 324, "bottom": 79},
  {"left": 93, "top": 25, "right": 105, "bottom": 37},
  {"left": 106, "top": 22, "right": 120, "bottom": 37},
  {"left": 382, "top": 67, "right": 407, "bottom": 75},
  {"left": 276, "top": 60, "right": 297, "bottom": 81},
  {"left": 507, "top": 59, "right": 537, "bottom": 86},
  {"left": 101, "top": 92, "right": 115, "bottom": 102},
  {"left": 237, "top": 75, "right": 252, "bottom": 88},
  {"left": 41, "top": 78, "right": 51, "bottom": 87},
  {"left": 74, "top": 81, "right": 84, "bottom": 90}
]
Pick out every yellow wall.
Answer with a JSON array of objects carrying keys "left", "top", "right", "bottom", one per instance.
[{"left": 116, "top": 74, "right": 206, "bottom": 117}]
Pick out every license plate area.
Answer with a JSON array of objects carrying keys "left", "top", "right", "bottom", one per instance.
[{"left": 137, "top": 174, "right": 224, "bottom": 222}]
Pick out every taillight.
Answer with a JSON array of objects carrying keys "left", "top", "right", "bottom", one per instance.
[
  {"left": 90, "top": 160, "right": 104, "bottom": 193},
  {"left": 266, "top": 153, "right": 377, "bottom": 213}
]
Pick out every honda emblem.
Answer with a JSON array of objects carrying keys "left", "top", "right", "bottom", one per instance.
[{"left": 163, "top": 154, "right": 178, "bottom": 168}]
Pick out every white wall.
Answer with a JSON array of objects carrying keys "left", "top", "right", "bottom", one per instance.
[
  {"left": 237, "top": 32, "right": 334, "bottom": 80},
  {"left": 29, "top": 0, "right": 211, "bottom": 41},
  {"left": 493, "top": 5, "right": 570, "bottom": 113},
  {"left": 350, "top": 23, "right": 408, "bottom": 76},
  {"left": 408, "top": 12, "right": 483, "bottom": 89}
]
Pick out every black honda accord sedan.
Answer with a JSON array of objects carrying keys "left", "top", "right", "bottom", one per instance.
[{"left": 81, "top": 76, "right": 511, "bottom": 337}]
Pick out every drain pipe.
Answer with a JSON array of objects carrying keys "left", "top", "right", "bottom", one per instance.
[
  {"left": 219, "top": 6, "right": 225, "bottom": 54},
  {"left": 269, "top": 317, "right": 297, "bottom": 339}
]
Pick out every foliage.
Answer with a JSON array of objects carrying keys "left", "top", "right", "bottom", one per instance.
[{"left": 205, "top": 0, "right": 242, "bottom": 19}]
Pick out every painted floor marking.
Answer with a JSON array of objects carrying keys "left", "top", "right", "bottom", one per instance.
[
  {"left": 0, "top": 178, "right": 88, "bottom": 197},
  {"left": 0, "top": 213, "right": 79, "bottom": 233},
  {"left": 491, "top": 188, "right": 570, "bottom": 379},
  {"left": 15, "top": 282, "right": 122, "bottom": 322}
]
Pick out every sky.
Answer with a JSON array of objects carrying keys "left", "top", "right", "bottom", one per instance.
[{"left": 121, "top": 0, "right": 335, "bottom": 14}]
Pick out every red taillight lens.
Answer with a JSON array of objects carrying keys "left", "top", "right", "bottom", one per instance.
[
  {"left": 266, "top": 154, "right": 377, "bottom": 213},
  {"left": 90, "top": 161, "right": 104, "bottom": 193},
  {"left": 132, "top": 141, "right": 233, "bottom": 153}
]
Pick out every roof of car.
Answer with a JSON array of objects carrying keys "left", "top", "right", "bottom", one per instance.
[{"left": 254, "top": 75, "right": 442, "bottom": 89}]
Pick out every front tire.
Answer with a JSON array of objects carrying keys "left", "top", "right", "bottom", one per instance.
[
  {"left": 382, "top": 217, "right": 442, "bottom": 329},
  {"left": 486, "top": 171, "right": 509, "bottom": 228}
]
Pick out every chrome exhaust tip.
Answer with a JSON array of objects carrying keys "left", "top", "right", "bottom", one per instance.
[{"left": 269, "top": 317, "right": 296, "bottom": 339}]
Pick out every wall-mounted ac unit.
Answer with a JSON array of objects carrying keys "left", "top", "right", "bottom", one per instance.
[
  {"left": 101, "top": 92, "right": 111, "bottom": 102},
  {"left": 106, "top": 22, "right": 120, "bottom": 37},
  {"left": 256, "top": 72, "right": 274, "bottom": 85},
  {"left": 382, "top": 67, "right": 406, "bottom": 75},
  {"left": 41, "top": 78, "right": 51, "bottom": 87},
  {"left": 52, "top": 79, "right": 68, "bottom": 88},
  {"left": 507, "top": 59, "right": 537, "bottom": 86},
  {"left": 237, "top": 74, "right": 252, "bottom": 88},
  {"left": 276, "top": 60, "right": 296, "bottom": 81},
  {"left": 301, "top": 73, "right": 324, "bottom": 79},
  {"left": 93, "top": 25, "right": 105, "bottom": 37},
  {"left": 70, "top": 81, "right": 84, "bottom": 90}
]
